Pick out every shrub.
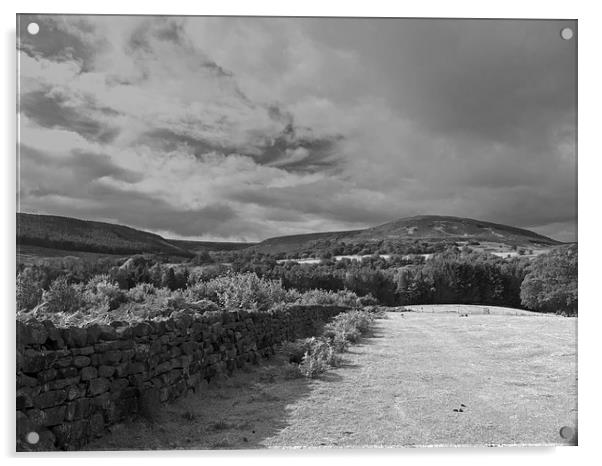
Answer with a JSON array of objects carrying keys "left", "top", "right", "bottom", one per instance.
[
  {"left": 284, "top": 337, "right": 342, "bottom": 379},
  {"left": 83, "top": 275, "right": 127, "bottom": 311},
  {"left": 126, "top": 282, "right": 158, "bottom": 303},
  {"left": 204, "top": 273, "right": 292, "bottom": 311},
  {"left": 520, "top": 245, "right": 577, "bottom": 315},
  {"left": 40, "top": 276, "right": 85, "bottom": 314},
  {"left": 323, "top": 310, "right": 376, "bottom": 350},
  {"left": 296, "top": 289, "right": 359, "bottom": 307},
  {"left": 16, "top": 270, "right": 43, "bottom": 312},
  {"left": 356, "top": 293, "right": 378, "bottom": 307},
  {"left": 298, "top": 351, "right": 329, "bottom": 378}
]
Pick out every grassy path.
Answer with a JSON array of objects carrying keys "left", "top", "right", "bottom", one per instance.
[{"left": 86, "top": 310, "right": 577, "bottom": 450}]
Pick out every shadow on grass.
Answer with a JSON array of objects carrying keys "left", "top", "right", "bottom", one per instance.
[
  {"left": 84, "top": 318, "right": 387, "bottom": 451},
  {"left": 83, "top": 352, "right": 326, "bottom": 451}
]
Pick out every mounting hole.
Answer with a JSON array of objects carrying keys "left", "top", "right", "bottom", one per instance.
[
  {"left": 27, "top": 22, "right": 40, "bottom": 35},
  {"left": 26, "top": 431, "right": 40, "bottom": 444},
  {"left": 559, "top": 426, "right": 574, "bottom": 439},
  {"left": 560, "top": 27, "right": 573, "bottom": 40}
]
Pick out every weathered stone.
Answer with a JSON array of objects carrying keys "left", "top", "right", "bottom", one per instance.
[
  {"left": 72, "top": 346, "right": 95, "bottom": 356},
  {"left": 58, "top": 366, "right": 79, "bottom": 378},
  {"left": 17, "top": 373, "right": 39, "bottom": 388},
  {"left": 65, "top": 384, "right": 83, "bottom": 401},
  {"left": 80, "top": 366, "right": 98, "bottom": 381},
  {"left": 21, "top": 349, "right": 46, "bottom": 374},
  {"left": 37, "top": 368, "right": 58, "bottom": 383},
  {"left": 64, "top": 397, "right": 91, "bottom": 422},
  {"left": 98, "top": 365, "right": 115, "bottom": 378},
  {"left": 55, "top": 357, "right": 72, "bottom": 368},
  {"left": 114, "top": 362, "right": 129, "bottom": 378},
  {"left": 99, "top": 324, "right": 118, "bottom": 341},
  {"left": 52, "top": 420, "right": 87, "bottom": 449},
  {"left": 85, "top": 324, "right": 102, "bottom": 345},
  {"left": 121, "top": 348, "right": 135, "bottom": 361},
  {"left": 102, "top": 350, "right": 122, "bottom": 365},
  {"left": 110, "top": 377, "right": 129, "bottom": 393},
  {"left": 88, "top": 377, "right": 110, "bottom": 396},
  {"left": 128, "top": 361, "right": 145, "bottom": 375},
  {"left": 17, "top": 320, "right": 49, "bottom": 346},
  {"left": 16, "top": 388, "right": 34, "bottom": 410},
  {"left": 132, "top": 322, "right": 152, "bottom": 337},
  {"left": 115, "top": 325, "right": 133, "bottom": 339},
  {"left": 73, "top": 356, "right": 91, "bottom": 368},
  {"left": 33, "top": 389, "right": 66, "bottom": 409},
  {"left": 40, "top": 405, "right": 66, "bottom": 426},
  {"left": 61, "top": 327, "right": 88, "bottom": 347}
]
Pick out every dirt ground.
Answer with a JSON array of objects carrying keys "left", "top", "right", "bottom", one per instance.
[{"left": 85, "top": 308, "right": 577, "bottom": 450}]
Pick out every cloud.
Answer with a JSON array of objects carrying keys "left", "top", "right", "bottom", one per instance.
[{"left": 17, "top": 16, "right": 576, "bottom": 242}]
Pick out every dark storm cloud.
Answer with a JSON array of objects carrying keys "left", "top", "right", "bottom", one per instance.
[
  {"left": 20, "top": 90, "right": 120, "bottom": 143},
  {"left": 20, "top": 145, "right": 143, "bottom": 185},
  {"left": 18, "top": 15, "right": 102, "bottom": 72},
  {"left": 228, "top": 182, "right": 393, "bottom": 226},
  {"left": 140, "top": 123, "right": 342, "bottom": 174},
  {"left": 18, "top": 16, "right": 577, "bottom": 241}
]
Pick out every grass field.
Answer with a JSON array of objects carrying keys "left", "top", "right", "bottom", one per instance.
[{"left": 85, "top": 306, "right": 577, "bottom": 449}]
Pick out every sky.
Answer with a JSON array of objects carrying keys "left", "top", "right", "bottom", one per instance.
[{"left": 17, "top": 15, "right": 577, "bottom": 242}]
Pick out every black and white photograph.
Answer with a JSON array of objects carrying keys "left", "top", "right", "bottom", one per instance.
[{"left": 15, "top": 14, "right": 577, "bottom": 451}]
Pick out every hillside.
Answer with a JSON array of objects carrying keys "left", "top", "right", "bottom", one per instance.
[
  {"left": 170, "top": 239, "right": 257, "bottom": 254},
  {"left": 252, "top": 215, "right": 562, "bottom": 254},
  {"left": 17, "top": 213, "right": 194, "bottom": 257},
  {"left": 17, "top": 212, "right": 563, "bottom": 259}
]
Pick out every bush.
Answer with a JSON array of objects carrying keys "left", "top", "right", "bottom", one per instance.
[
  {"left": 520, "top": 245, "right": 577, "bottom": 315},
  {"left": 323, "top": 310, "right": 375, "bottom": 349},
  {"left": 83, "top": 275, "right": 127, "bottom": 311},
  {"left": 296, "top": 289, "right": 359, "bottom": 307},
  {"left": 39, "top": 276, "right": 85, "bottom": 314},
  {"left": 203, "top": 273, "right": 292, "bottom": 311},
  {"left": 356, "top": 293, "right": 378, "bottom": 307},
  {"left": 16, "top": 270, "right": 43, "bottom": 312}
]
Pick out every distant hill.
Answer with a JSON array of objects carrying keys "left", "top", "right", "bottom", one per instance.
[
  {"left": 17, "top": 213, "right": 195, "bottom": 257},
  {"left": 17, "top": 212, "right": 563, "bottom": 259},
  {"left": 170, "top": 239, "right": 257, "bottom": 254},
  {"left": 252, "top": 215, "right": 562, "bottom": 254},
  {"left": 17, "top": 213, "right": 255, "bottom": 258}
]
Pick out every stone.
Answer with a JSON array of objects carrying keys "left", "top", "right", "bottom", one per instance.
[
  {"left": 58, "top": 366, "right": 79, "bottom": 378},
  {"left": 52, "top": 420, "right": 87, "bottom": 450},
  {"left": 21, "top": 349, "right": 46, "bottom": 374},
  {"left": 16, "top": 389, "right": 34, "bottom": 410},
  {"left": 73, "top": 356, "right": 91, "bottom": 368},
  {"left": 88, "top": 377, "right": 110, "bottom": 396},
  {"left": 98, "top": 365, "right": 115, "bottom": 378},
  {"left": 110, "top": 377, "right": 129, "bottom": 393},
  {"left": 66, "top": 385, "right": 83, "bottom": 401},
  {"left": 17, "top": 320, "right": 49, "bottom": 346},
  {"left": 115, "top": 326, "right": 133, "bottom": 339},
  {"left": 80, "top": 366, "right": 98, "bottom": 381},
  {"left": 132, "top": 322, "right": 152, "bottom": 337},
  {"left": 33, "top": 390, "right": 66, "bottom": 409},
  {"left": 40, "top": 405, "right": 66, "bottom": 426},
  {"left": 72, "top": 346, "right": 95, "bottom": 356},
  {"left": 128, "top": 361, "right": 145, "bottom": 375},
  {"left": 61, "top": 327, "right": 88, "bottom": 347},
  {"left": 37, "top": 368, "right": 58, "bottom": 383},
  {"left": 17, "top": 373, "right": 39, "bottom": 388},
  {"left": 102, "top": 350, "right": 122, "bottom": 365},
  {"left": 48, "top": 376, "right": 80, "bottom": 391}
]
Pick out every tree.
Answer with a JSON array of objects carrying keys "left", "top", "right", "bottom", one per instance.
[{"left": 520, "top": 245, "right": 577, "bottom": 315}]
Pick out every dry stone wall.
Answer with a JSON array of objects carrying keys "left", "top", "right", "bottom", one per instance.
[{"left": 16, "top": 305, "right": 347, "bottom": 451}]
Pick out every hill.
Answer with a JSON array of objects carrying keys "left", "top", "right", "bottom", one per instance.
[
  {"left": 252, "top": 215, "right": 562, "bottom": 254},
  {"left": 170, "top": 239, "right": 257, "bottom": 254},
  {"left": 17, "top": 213, "right": 194, "bottom": 257}
]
